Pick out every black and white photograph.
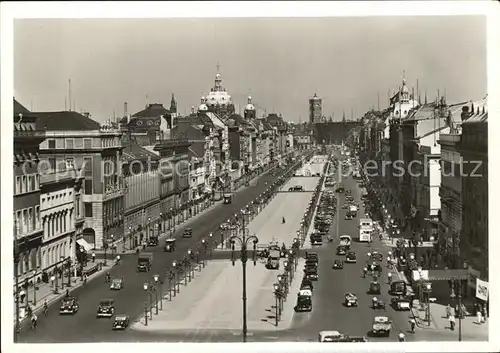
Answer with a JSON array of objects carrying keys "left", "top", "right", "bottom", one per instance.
[{"left": 1, "top": 2, "right": 498, "bottom": 352}]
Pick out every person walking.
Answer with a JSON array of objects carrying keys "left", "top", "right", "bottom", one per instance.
[
  {"left": 445, "top": 304, "right": 452, "bottom": 318},
  {"left": 409, "top": 318, "right": 416, "bottom": 333},
  {"left": 476, "top": 305, "right": 483, "bottom": 324},
  {"left": 449, "top": 313, "right": 456, "bottom": 331},
  {"left": 92, "top": 252, "right": 96, "bottom": 263}
]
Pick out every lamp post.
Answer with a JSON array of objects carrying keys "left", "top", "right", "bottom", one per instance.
[
  {"left": 154, "top": 274, "right": 162, "bottom": 312},
  {"left": 187, "top": 250, "right": 194, "bottom": 279},
  {"left": 423, "top": 282, "right": 432, "bottom": 326},
  {"left": 110, "top": 234, "right": 115, "bottom": 259},
  {"left": 450, "top": 279, "right": 463, "bottom": 341},
  {"left": 103, "top": 235, "right": 108, "bottom": 267},
  {"left": 32, "top": 269, "right": 38, "bottom": 305},
  {"left": 230, "top": 208, "right": 259, "bottom": 343},
  {"left": 147, "top": 217, "right": 151, "bottom": 241},
  {"left": 273, "top": 283, "right": 280, "bottom": 327},
  {"left": 143, "top": 283, "right": 149, "bottom": 326},
  {"left": 201, "top": 239, "right": 208, "bottom": 267},
  {"left": 128, "top": 226, "right": 133, "bottom": 249},
  {"left": 172, "top": 261, "right": 179, "bottom": 294},
  {"left": 59, "top": 255, "right": 65, "bottom": 288},
  {"left": 66, "top": 257, "right": 71, "bottom": 287},
  {"left": 168, "top": 270, "right": 174, "bottom": 300}
]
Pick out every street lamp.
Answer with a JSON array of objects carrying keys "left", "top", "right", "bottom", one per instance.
[
  {"left": 423, "top": 282, "right": 432, "bottom": 326},
  {"left": 32, "top": 269, "right": 38, "bottom": 305},
  {"left": 230, "top": 208, "right": 259, "bottom": 343},
  {"left": 153, "top": 274, "right": 160, "bottom": 314},
  {"left": 172, "top": 261, "right": 179, "bottom": 294},
  {"left": 103, "top": 235, "right": 108, "bottom": 266},
  {"left": 167, "top": 270, "right": 175, "bottom": 300},
  {"left": 110, "top": 234, "right": 115, "bottom": 258},
  {"left": 143, "top": 283, "right": 150, "bottom": 326},
  {"left": 148, "top": 217, "right": 151, "bottom": 241},
  {"left": 60, "top": 256, "right": 65, "bottom": 288},
  {"left": 128, "top": 226, "right": 133, "bottom": 249}
]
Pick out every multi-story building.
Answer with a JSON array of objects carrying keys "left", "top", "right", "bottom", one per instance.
[
  {"left": 120, "top": 127, "right": 161, "bottom": 248},
  {"left": 128, "top": 103, "right": 169, "bottom": 146},
  {"left": 155, "top": 138, "right": 191, "bottom": 228},
  {"left": 293, "top": 124, "right": 313, "bottom": 150},
  {"left": 459, "top": 99, "right": 488, "bottom": 282},
  {"left": 309, "top": 93, "right": 322, "bottom": 124},
  {"left": 39, "top": 160, "right": 84, "bottom": 277},
  {"left": 33, "top": 111, "right": 124, "bottom": 249},
  {"left": 13, "top": 100, "right": 45, "bottom": 286}
]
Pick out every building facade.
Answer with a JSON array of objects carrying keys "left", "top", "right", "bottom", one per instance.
[
  {"left": 33, "top": 111, "right": 125, "bottom": 249},
  {"left": 13, "top": 104, "right": 45, "bottom": 287},
  {"left": 460, "top": 102, "right": 488, "bottom": 281}
]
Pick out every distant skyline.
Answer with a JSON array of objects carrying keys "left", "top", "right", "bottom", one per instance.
[{"left": 14, "top": 16, "right": 486, "bottom": 123}]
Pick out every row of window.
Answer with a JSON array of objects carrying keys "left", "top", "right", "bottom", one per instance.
[
  {"left": 41, "top": 190, "right": 74, "bottom": 208},
  {"left": 14, "top": 174, "right": 40, "bottom": 196},
  {"left": 16, "top": 247, "right": 41, "bottom": 276},
  {"left": 15, "top": 206, "right": 41, "bottom": 236},
  {"left": 43, "top": 210, "right": 74, "bottom": 239},
  {"left": 46, "top": 137, "right": 122, "bottom": 150}
]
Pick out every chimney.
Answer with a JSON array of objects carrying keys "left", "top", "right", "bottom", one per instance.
[
  {"left": 84, "top": 112, "right": 90, "bottom": 119},
  {"left": 127, "top": 114, "right": 131, "bottom": 124},
  {"left": 460, "top": 106, "right": 470, "bottom": 122},
  {"left": 124, "top": 102, "right": 128, "bottom": 116}
]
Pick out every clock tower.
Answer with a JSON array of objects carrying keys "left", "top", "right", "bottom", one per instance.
[{"left": 309, "top": 93, "right": 322, "bottom": 124}]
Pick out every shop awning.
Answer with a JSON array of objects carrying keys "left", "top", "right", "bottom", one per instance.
[
  {"left": 427, "top": 269, "right": 469, "bottom": 281},
  {"left": 76, "top": 238, "right": 93, "bottom": 252}
]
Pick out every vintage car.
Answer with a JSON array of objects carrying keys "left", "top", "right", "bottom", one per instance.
[
  {"left": 336, "top": 246, "right": 347, "bottom": 256},
  {"left": 349, "top": 336, "right": 368, "bottom": 342},
  {"left": 289, "top": 185, "right": 304, "bottom": 191},
  {"left": 182, "top": 228, "right": 193, "bottom": 238},
  {"left": 59, "top": 296, "right": 79, "bottom": 315},
  {"left": 97, "top": 299, "right": 115, "bottom": 318},
  {"left": 369, "top": 281, "right": 381, "bottom": 294},
  {"left": 147, "top": 235, "right": 159, "bottom": 246},
  {"left": 112, "top": 315, "right": 130, "bottom": 330},
  {"left": 390, "top": 281, "right": 407, "bottom": 296},
  {"left": 346, "top": 251, "right": 357, "bottom": 263},
  {"left": 110, "top": 278, "right": 124, "bottom": 290},
  {"left": 344, "top": 292, "right": 358, "bottom": 307},
  {"left": 301, "top": 278, "right": 314, "bottom": 291},
  {"left": 391, "top": 296, "right": 412, "bottom": 311},
  {"left": 304, "top": 268, "right": 319, "bottom": 281},
  {"left": 345, "top": 213, "right": 354, "bottom": 220},
  {"left": 305, "top": 260, "right": 318, "bottom": 269},
  {"left": 318, "top": 330, "right": 350, "bottom": 342},
  {"left": 371, "top": 316, "right": 391, "bottom": 336},
  {"left": 163, "top": 238, "right": 176, "bottom": 252},
  {"left": 332, "top": 259, "right": 344, "bottom": 269},
  {"left": 370, "top": 251, "right": 384, "bottom": 262},
  {"left": 368, "top": 262, "right": 382, "bottom": 275}
]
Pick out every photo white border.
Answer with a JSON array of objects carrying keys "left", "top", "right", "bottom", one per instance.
[{"left": 1, "top": 1, "right": 499, "bottom": 353}]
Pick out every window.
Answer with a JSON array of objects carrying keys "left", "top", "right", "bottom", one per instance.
[
  {"left": 35, "top": 206, "right": 40, "bottom": 230},
  {"left": 84, "top": 179, "right": 93, "bottom": 195},
  {"left": 84, "top": 138, "right": 92, "bottom": 149},
  {"left": 83, "top": 157, "right": 93, "bottom": 177},
  {"left": 48, "top": 157, "right": 56, "bottom": 170},
  {"left": 21, "top": 175, "right": 27, "bottom": 193},
  {"left": 23, "top": 209, "right": 28, "bottom": 234},
  {"left": 15, "top": 176, "right": 21, "bottom": 195},
  {"left": 66, "top": 158, "right": 75, "bottom": 169},
  {"left": 35, "top": 174, "right": 40, "bottom": 190},
  {"left": 48, "top": 139, "right": 56, "bottom": 149},
  {"left": 28, "top": 208, "right": 33, "bottom": 233},
  {"left": 15, "top": 211, "right": 21, "bottom": 234},
  {"left": 85, "top": 203, "right": 93, "bottom": 217},
  {"left": 65, "top": 138, "right": 74, "bottom": 149},
  {"left": 75, "top": 195, "right": 81, "bottom": 217},
  {"left": 29, "top": 175, "right": 35, "bottom": 191}
]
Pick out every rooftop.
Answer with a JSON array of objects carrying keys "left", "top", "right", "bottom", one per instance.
[
  {"left": 122, "top": 141, "right": 160, "bottom": 163},
  {"left": 25, "top": 110, "right": 101, "bottom": 131},
  {"left": 14, "top": 98, "right": 30, "bottom": 115},
  {"left": 132, "top": 103, "right": 169, "bottom": 118}
]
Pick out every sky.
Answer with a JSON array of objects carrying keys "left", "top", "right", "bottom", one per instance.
[{"left": 14, "top": 16, "right": 486, "bottom": 123}]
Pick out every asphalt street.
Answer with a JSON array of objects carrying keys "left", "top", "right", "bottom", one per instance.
[
  {"left": 282, "top": 172, "right": 414, "bottom": 342},
  {"left": 19, "top": 154, "right": 307, "bottom": 343}
]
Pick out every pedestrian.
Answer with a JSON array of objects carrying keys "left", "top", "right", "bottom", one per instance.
[
  {"left": 92, "top": 252, "right": 96, "bottom": 263},
  {"left": 445, "top": 304, "right": 452, "bottom": 318},
  {"left": 449, "top": 314, "right": 456, "bottom": 331},
  {"left": 476, "top": 306, "right": 482, "bottom": 324},
  {"left": 481, "top": 305, "right": 486, "bottom": 323},
  {"left": 65, "top": 289, "right": 69, "bottom": 297},
  {"left": 19, "top": 289, "right": 26, "bottom": 303},
  {"left": 409, "top": 318, "right": 416, "bottom": 333}
]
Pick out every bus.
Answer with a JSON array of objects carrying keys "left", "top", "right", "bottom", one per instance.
[{"left": 359, "top": 226, "right": 372, "bottom": 242}]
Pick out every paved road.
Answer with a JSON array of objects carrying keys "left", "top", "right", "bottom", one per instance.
[{"left": 19, "top": 154, "right": 308, "bottom": 343}]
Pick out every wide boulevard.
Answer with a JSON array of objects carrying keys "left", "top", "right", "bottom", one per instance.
[{"left": 19, "top": 153, "right": 306, "bottom": 343}]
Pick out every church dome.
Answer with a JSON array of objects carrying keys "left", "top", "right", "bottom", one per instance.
[
  {"left": 205, "top": 71, "right": 233, "bottom": 107},
  {"left": 311, "top": 93, "right": 321, "bottom": 100},
  {"left": 245, "top": 96, "right": 255, "bottom": 111},
  {"left": 401, "top": 79, "right": 410, "bottom": 94},
  {"left": 198, "top": 96, "right": 208, "bottom": 112}
]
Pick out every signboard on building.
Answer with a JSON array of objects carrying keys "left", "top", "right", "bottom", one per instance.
[
  {"left": 412, "top": 270, "right": 429, "bottom": 281},
  {"left": 476, "top": 279, "right": 489, "bottom": 301}
]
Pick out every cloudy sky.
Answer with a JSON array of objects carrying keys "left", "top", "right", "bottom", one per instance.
[{"left": 14, "top": 16, "right": 486, "bottom": 123}]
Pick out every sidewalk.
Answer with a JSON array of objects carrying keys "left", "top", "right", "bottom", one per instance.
[
  {"left": 132, "top": 258, "right": 305, "bottom": 332},
  {"left": 14, "top": 260, "right": 112, "bottom": 323}
]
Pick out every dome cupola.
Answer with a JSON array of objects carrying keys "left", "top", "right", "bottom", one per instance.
[
  {"left": 198, "top": 96, "right": 208, "bottom": 112},
  {"left": 245, "top": 96, "right": 255, "bottom": 111}
]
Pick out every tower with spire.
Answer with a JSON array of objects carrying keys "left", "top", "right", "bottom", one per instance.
[
  {"left": 203, "top": 64, "right": 235, "bottom": 118},
  {"left": 170, "top": 93, "right": 177, "bottom": 115},
  {"left": 390, "top": 71, "right": 418, "bottom": 120}
]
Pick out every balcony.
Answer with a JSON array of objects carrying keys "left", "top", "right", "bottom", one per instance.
[{"left": 40, "top": 168, "right": 81, "bottom": 185}]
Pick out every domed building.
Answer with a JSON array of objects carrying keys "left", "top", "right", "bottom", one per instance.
[
  {"left": 204, "top": 71, "right": 235, "bottom": 117},
  {"left": 244, "top": 96, "right": 256, "bottom": 120}
]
